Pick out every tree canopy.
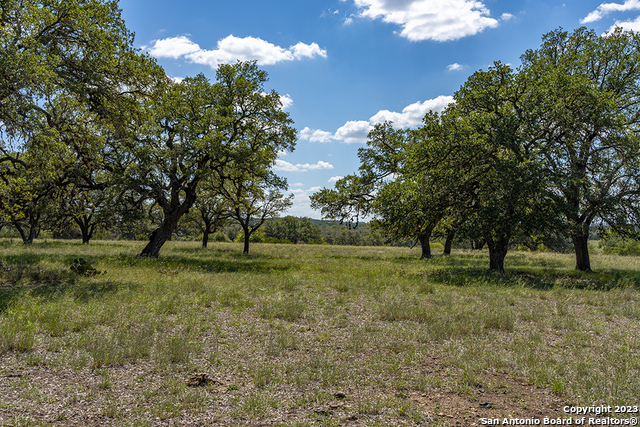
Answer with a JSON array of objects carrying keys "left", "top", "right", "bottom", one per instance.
[
  {"left": 0, "top": 1, "right": 296, "bottom": 257},
  {"left": 312, "top": 27, "right": 640, "bottom": 271}
]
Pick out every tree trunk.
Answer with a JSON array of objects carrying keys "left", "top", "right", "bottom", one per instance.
[
  {"left": 443, "top": 228, "right": 455, "bottom": 255},
  {"left": 75, "top": 217, "right": 94, "bottom": 244},
  {"left": 14, "top": 223, "right": 27, "bottom": 244},
  {"left": 141, "top": 210, "right": 186, "bottom": 257},
  {"left": 417, "top": 233, "right": 431, "bottom": 259},
  {"left": 572, "top": 232, "right": 591, "bottom": 271},
  {"left": 202, "top": 220, "right": 213, "bottom": 248},
  {"left": 81, "top": 226, "right": 91, "bottom": 244},
  {"left": 14, "top": 216, "right": 38, "bottom": 245},
  {"left": 243, "top": 225, "right": 250, "bottom": 254},
  {"left": 488, "top": 246, "right": 507, "bottom": 271},
  {"left": 487, "top": 238, "right": 509, "bottom": 272}
]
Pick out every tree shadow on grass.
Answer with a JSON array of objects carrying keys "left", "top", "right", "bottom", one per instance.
[
  {"left": 105, "top": 251, "right": 294, "bottom": 274},
  {"left": 0, "top": 260, "right": 130, "bottom": 312},
  {"left": 426, "top": 267, "right": 640, "bottom": 291}
]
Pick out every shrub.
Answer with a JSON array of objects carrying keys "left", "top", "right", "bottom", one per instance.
[
  {"left": 211, "top": 231, "right": 231, "bottom": 242},
  {"left": 599, "top": 231, "right": 640, "bottom": 256}
]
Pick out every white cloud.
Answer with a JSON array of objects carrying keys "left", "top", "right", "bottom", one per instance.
[
  {"left": 301, "top": 96, "right": 454, "bottom": 144},
  {"left": 147, "top": 35, "right": 327, "bottom": 68},
  {"left": 328, "top": 176, "right": 344, "bottom": 183},
  {"left": 280, "top": 94, "right": 294, "bottom": 110},
  {"left": 606, "top": 15, "right": 640, "bottom": 32},
  {"left": 146, "top": 35, "right": 200, "bottom": 58},
  {"left": 261, "top": 92, "right": 293, "bottom": 110},
  {"left": 447, "top": 63, "right": 464, "bottom": 71},
  {"left": 290, "top": 42, "right": 327, "bottom": 60},
  {"left": 286, "top": 186, "right": 324, "bottom": 217},
  {"left": 273, "top": 160, "right": 335, "bottom": 172},
  {"left": 581, "top": 0, "right": 640, "bottom": 23},
  {"left": 334, "top": 120, "right": 373, "bottom": 144},
  {"left": 300, "top": 127, "right": 334, "bottom": 143},
  {"left": 353, "top": 0, "right": 499, "bottom": 41},
  {"left": 500, "top": 13, "right": 515, "bottom": 21},
  {"left": 369, "top": 95, "right": 454, "bottom": 127}
]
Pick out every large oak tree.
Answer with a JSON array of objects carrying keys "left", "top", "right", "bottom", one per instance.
[
  {"left": 521, "top": 27, "right": 640, "bottom": 271},
  {"left": 113, "top": 62, "right": 296, "bottom": 257}
]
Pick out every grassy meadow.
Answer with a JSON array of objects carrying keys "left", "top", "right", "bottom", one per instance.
[{"left": 1, "top": 239, "right": 640, "bottom": 426}]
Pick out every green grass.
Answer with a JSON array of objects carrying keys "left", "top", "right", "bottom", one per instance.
[{"left": 1, "top": 239, "right": 640, "bottom": 425}]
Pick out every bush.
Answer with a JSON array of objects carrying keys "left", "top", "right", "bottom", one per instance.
[
  {"left": 430, "top": 242, "right": 444, "bottom": 251},
  {"left": 211, "top": 231, "right": 231, "bottom": 242},
  {"left": 600, "top": 232, "right": 640, "bottom": 256}
]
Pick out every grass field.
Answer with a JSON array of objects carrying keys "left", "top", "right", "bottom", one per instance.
[{"left": 1, "top": 239, "right": 639, "bottom": 426}]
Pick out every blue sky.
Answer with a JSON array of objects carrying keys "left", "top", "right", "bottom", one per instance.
[{"left": 119, "top": 0, "right": 640, "bottom": 218}]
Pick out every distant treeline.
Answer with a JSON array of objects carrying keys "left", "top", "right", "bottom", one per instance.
[
  {"left": 0, "top": 214, "right": 405, "bottom": 247},
  {"left": 3, "top": 212, "right": 608, "bottom": 253}
]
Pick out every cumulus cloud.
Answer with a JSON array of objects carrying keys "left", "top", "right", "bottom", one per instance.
[
  {"left": 581, "top": 0, "right": 640, "bottom": 23},
  {"left": 369, "top": 95, "right": 454, "bottom": 127},
  {"left": 352, "top": 0, "right": 499, "bottom": 41},
  {"left": 606, "top": 15, "right": 640, "bottom": 32},
  {"left": 300, "top": 127, "right": 334, "bottom": 143},
  {"left": 334, "top": 120, "right": 373, "bottom": 144},
  {"left": 147, "top": 35, "right": 200, "bottom": 58},
  {"left": 328, "top": 176, "right": 344, "bottom": 183},
  {"left": 273, "top": 160, "right": 334, "bottom": 172},
  {"left": 146, "top": 35, "right": 327, "bottom": 68},
  {"left": 300, "top": 96, "right": 454, "bottom": 144},
  {"left": 287, "top": 186, "right": 324, "bottom": 217},
  {"left": 280, "top": 94, "right": 294, "bottom": 110},
  {"left": 501, "top": 13, "right": 515, "bottom": 21},
  {"left": 447, "top": 63, "right": 464, "bottom": 71}
]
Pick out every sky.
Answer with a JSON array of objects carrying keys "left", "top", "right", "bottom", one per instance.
[{"left": 118, "top": 0, "right": 640, "bottom": 219}]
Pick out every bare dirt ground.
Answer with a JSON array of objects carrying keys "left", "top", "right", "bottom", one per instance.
[{"left": 1, "top": 355, "right": 577, "bottom": 426}]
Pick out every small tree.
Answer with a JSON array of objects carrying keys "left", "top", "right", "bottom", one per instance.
[
  {"left": 183, "top": 178, "right": 231, "bottom": 248},
  {"left": 223, "top": 173, "right": 293, "bottom": 254}
]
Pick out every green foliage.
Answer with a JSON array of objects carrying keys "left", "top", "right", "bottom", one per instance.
[
  {"left": 235, "top": 229, "right": 266, "bottom": 243},
  {"left": 519, "top": 27, "right": 640, "bottom": 270},
  {"left": 600, "top": 231, "right": 640, "bottom": 256},
  {"left": 210, "top": 231, "right": 232, "bottom": 243},
  {"left": 312, "top": 28, "right": 640, "bottom": 272},
  {"left": 0, "top": 0, "right": 163, "bottom": 246}
]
